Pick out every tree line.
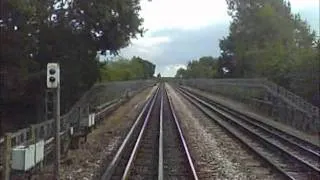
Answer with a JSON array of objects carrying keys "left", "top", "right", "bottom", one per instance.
[
  {"left": 100, "top": 56, "right": 155, "bottom": 81},
  {"left": 0, "top": 0, "right": 150, "bottom": 131},
  {"left": 176, "top": 0, "right": 319, "bottom": 106},
  {"left": 175, "top": 56, "right": 220, "bottom": 78}
]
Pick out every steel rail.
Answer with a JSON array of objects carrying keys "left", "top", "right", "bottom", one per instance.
[
  {"left": 180, "top": 87, "right": 320, "bottom": 171},
  {"left": 109, "top": 85, "right": 199, "bottom": 180},
  {"left": 219, "top": 106, "right": 320, "bottom": 156},
  {"left": 121, "top": 86, "right": 160, "bottom": 180},
  {"left": 101, "top": 86, "right": 159, "bottom": 180},
  {"left": 179, "top": 87, "right": 320, "bottom": 179},
  {"left": 207, "top": 98, "right": 320, "bottom": 161},
  {"left": 177, "top": 87, "right": 295, "bottom": 179},
  {"left": 158, "top": 88, "right": 164, "bottom": 180},
  {"left": 181, "top": 87, "right": 320, "bottom": 153},
  {"left": 165, "top": 87, "right": 199, "bottom": 180}
]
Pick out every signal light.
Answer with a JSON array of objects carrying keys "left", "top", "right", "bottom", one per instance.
[
  {"left": 47, "top": 63, "right": 60, "bottom": 88},
  {"left": 49, "top": 77, "right": 56, "bottom": 82},
  {"left": 49, "top": 69, "right": 56, "bottom": 75}
]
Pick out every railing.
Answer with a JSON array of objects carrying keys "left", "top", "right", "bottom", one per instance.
[
  {"left": 176, "top": 78, "right": 319, "bottom": 134},
  {"left": 0, "top": 79, "right": 156, "bottom": 172},
  {"left": 178, "top": 78, "right": 319, "bottom": 117}
]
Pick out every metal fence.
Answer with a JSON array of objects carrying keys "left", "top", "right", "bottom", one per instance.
[
  {"left": 0, "top": 79, "right": 156, "bottom": 172},
  {"left": 177, "top": 78, "right": 319, "bottom": 133}
]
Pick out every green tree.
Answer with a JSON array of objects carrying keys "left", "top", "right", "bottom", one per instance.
[
  {"left": 175, "top": 56, "right": 219, "bottom": 78},
  {"left": 131, "top": 56, "right": 156, "bottom": 79},
  {"left": 100, "top": 57, "right": 155, "bottom": 82},
  {"left": 175, "top": 68, "right": 187, "bottom": 78},
  {"left": 219, "top": 0, "right": 319, "bottom": 104},
  {"left": 1, "top": 0, "right": 146, "bottom": 128}
]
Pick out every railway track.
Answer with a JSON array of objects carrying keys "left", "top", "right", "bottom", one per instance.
[
  {"left": 102, "top": 84, "right": 198, "bottom": 180},
  {"left": 178, "top": 86, "right": 320, "bottom": 180},
  {"left": 161, "top": 86, "right": 198, "bottom": 180}
]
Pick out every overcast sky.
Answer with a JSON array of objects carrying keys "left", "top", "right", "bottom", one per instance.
[{"left": 119, "top": 0, "right": 319, "bottom": 77}]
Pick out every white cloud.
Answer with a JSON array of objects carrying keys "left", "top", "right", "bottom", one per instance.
[
  {"left": 120, "top": 0, "right": 319, "bottom": 77},
  {"left": 289, "top": 0, "right": 319, "bottom": 36},
  {"left": 139, "top": 0, "right": 231, "bottom": 31},
  {"left": 157, "top": 64, "right": 187, "bottom": 77},
  {"left": 131, "top": 36, "right": 171, "bottom": 47},
  {"left": 289, "top": 0, "right": 319, "bottom": 10},
  {"left": 120, "top": 34, "right": 171, "bottom": 59},
  {"left": 120, "top": 0, "right": 231, "bottom": 67}
]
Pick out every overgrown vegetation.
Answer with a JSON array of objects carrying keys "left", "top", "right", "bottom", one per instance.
[
  {"left": 0, "top": 0, "right": 147, "bottom": 130},
  {"left": 100, "top": 56, "right": 155, "bottom": 81},
  {"left": 176, "top": 0, "right": 319, "bottom": 106},
  {"left": 175, "top": 56, "right": 220, "bottom": 78}
]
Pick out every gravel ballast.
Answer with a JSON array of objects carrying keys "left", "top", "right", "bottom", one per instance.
[
  {"left": 58, "top": 86, "right": 157, "bottom": 180},
  {"left": 166, "top": 83, "right": 278, "bottom": 180}
]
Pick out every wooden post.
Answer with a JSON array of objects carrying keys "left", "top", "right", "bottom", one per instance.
[{"left": 3, "top": 133, "right": 12, "bottom": 180}]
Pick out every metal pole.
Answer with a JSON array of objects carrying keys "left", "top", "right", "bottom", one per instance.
[
  {"left": 54, "top": 86, "right": 61, "bottom": 180},
  {"left": 3, "top": 133, "right": 11, "bottom": 180}
]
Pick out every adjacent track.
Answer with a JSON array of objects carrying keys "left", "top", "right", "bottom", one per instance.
[
  {"left": 102, "top": 84, "right": 198, "bottom": 180},
  {"left": 178, "top": 87, "right": 320, "bottom": 180}
]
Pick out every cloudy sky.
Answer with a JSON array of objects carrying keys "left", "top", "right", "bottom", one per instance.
[{"left": 119, "top": 0, "right": 319, "bottom": 77}]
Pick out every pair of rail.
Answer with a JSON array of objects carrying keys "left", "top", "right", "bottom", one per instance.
[
  {"left": 178, "top": 87, "right": 320, "bottom": 180},
  {"left": 102, "top": 84, "right": 198, "bottom": 180},
  {"left": 102, "top": 84, "right": 320, "bottom": 180}
]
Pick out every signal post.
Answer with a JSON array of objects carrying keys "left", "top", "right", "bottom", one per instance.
[{"left": 47, "top": 63, "right": 60, "bottom": 180}]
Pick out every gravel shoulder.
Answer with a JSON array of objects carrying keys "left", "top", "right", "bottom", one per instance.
[
  {"left": 59, "top": 85, "right": 157, "bottom": 180},
  {"left": 182, "top": 86, "right": 320, "bottom": 147},
  {"left": 166, "top": 83, "right": 278, "bottom": 180}
]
